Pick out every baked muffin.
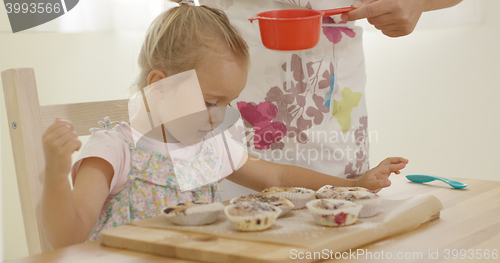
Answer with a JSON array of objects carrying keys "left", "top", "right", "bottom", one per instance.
[
  {"left": 306, "top": 199, "right": 362, "bottom": 227},
  {"left": 162, "top": 201, "right": 224, "bottom": 225},
  {"left": 332, "top": 191, "right": 381, "bottom": 217},
  {"left": 261, "top": 187, "right": 314, "bottom": 209},
  {"left": 230, "top": 193, "right": 295, "bottom": 217},
  {"left": 315, "top": 185, "right": 370, "bottom": 199},
  {"left": 224, "top": 201, "right": 282, "bottom": 231}
]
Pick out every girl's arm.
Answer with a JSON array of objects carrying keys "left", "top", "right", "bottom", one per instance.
[
  {"left": 227, "top": 154, "right": 408, "bottom": 192},
  {"left": 41, "top": 119, "right": 113, "bottom": 249}
]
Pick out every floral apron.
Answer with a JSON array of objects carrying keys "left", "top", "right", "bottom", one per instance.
[{"left": 87, "top": 119, "right": 221, "bottom": 240}]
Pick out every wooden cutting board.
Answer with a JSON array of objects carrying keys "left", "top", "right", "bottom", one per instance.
[
  {"left": 101, "top": 225, "right": 304, "bottom": 263},
  {"left": 100, "top": 195, "right": 442, "bottom": 263}
]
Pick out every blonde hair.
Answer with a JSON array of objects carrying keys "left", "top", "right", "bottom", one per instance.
[{"left": 132, "top": 0, "right": 249, "bottom": 92}]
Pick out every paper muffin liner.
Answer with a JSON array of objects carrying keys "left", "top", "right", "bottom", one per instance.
[
  {"left": 230, "top": 194, "right": 295, "bottom": 217},
  {"left": 162, "top": 202, "right": 224, "bottom": 226},
  {"left": 224, "top": 202, "right": 282, "bottom": 231},
  {"left": 275, "top": 204, "right": 293, "bottom": 217},
  {"left": 345, "top": 191, "right": 382, "bottom": 218},
  {"left": 306, "top": 199, "right": 362, "bottom": 227},
  {"left": 262, "top": 187, "right": 314, "bottom": 210}
]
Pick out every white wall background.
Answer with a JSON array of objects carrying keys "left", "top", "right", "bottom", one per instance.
[
  {"left": 0, "top": 0, "right": 498, "bottom": 260},
  {"left": 362, "top": 0, "right": 499, "bottom": 181}
]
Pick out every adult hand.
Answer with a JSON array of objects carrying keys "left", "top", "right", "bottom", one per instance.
[{"left": 341, "top": 0, "right": 428, "bottom": 37}]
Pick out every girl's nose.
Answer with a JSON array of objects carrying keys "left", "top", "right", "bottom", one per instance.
[{"left": 207, "top": 107, "right": 226, "bottom": 126}]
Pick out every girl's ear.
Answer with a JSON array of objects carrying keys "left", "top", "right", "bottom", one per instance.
[
  {"left": 147, "top": 69, "right": 167, "bottom": 86},
  {"left": 146, "top": 69, "right": 168, "bottom": 100}
]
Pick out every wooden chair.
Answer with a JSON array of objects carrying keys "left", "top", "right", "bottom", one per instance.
[{"left": 1, "top": 68, "right": 129, "bottom": 255}]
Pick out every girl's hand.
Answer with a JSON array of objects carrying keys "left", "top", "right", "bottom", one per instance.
[
  {"left": 341, "top": 0, "right": 427, "bottom": 37},
  {"left": 42, "top": 118, "right": 82, "bottom": 179},
  {"left": 354, "top": 157, "right": 408, "bottom": 192}
]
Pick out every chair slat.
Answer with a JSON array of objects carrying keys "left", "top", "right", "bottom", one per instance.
[{"left": 40, "top": 100, "right": 129, "bottom": 136}]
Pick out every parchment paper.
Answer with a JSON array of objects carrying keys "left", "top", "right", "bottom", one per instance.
[{"left": 130, "top": 194, "right": 443, "bottom": 250}]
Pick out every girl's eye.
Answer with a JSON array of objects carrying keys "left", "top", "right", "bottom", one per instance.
[{"left": 205, "top": 101, "right": 217, "bottom": 107}]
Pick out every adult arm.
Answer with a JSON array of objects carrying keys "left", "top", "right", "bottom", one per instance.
[{"left": 341, "top": 0, "right": 464, "bottom": 37}]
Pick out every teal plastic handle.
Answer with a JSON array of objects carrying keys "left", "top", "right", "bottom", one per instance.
[{"left": 406, "top": 174, "right": 468, "bottom": 189}]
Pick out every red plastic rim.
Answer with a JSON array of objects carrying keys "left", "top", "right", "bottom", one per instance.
[{"left": 253, "top": 9, "right": 323, "bottom": 21}]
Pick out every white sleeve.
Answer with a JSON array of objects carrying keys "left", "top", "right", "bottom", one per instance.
[{"left": 70, "top": 129, "right": 131, "bottom": 198}]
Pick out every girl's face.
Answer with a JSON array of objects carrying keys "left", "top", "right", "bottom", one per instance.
[{"left": 164, "top": 51, "right": 248, "bottom": 145}]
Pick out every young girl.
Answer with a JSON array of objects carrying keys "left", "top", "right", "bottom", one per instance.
[{"left": 41, "top": 0, "right": 408, "bottom": 249}]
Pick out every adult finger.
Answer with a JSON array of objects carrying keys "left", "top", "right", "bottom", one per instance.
[
  {"left": 380, "top": 29, "right": 410, "bottom": 38},
  {"left": 383, "top": 27, "right": 416, "bottom": 37},
  {"left": 342, "top": 0, "right": 388, "bottom": 21},
  {"left": 372, "top": 23, "right": 402, "bottom": 32},
  {"left": 374, "top": 20, "right": 417, "bottom": 36},
  {"left": 366, "top": 13, "right": 396, "bottom": 27}
]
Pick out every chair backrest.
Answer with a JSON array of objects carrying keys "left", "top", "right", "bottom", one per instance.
[{"left": 1, "top": 68, "right": 129, "bottom": 254}]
